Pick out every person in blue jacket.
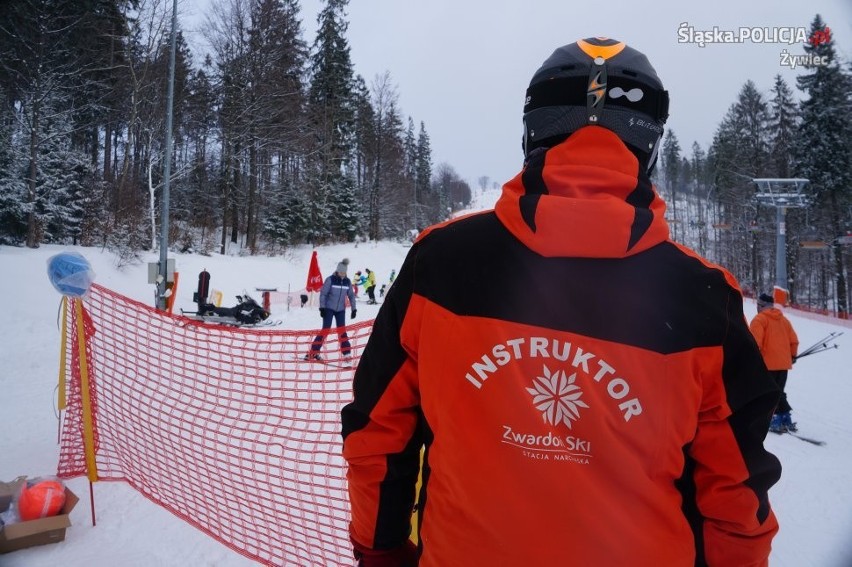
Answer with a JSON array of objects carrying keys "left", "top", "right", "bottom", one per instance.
[
  {"left": 307, "top": 258, "right": 357, "bottom": 360},
  {"left": 353, "top": 270, "right": 367, "bottom": 296}
]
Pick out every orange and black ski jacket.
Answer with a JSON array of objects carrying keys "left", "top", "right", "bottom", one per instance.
[
  {"left": 342, "top": 127, "right": 781, "bottom": 567},
  {"left": 750, "top": 308, "right": 799, "bottom": 370}
]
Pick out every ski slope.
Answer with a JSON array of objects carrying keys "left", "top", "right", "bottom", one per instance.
[{"left": 1, "top": 216, "right": 850, "bottom": 565}]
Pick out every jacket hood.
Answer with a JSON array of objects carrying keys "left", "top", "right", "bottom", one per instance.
[
  {"left": 494, "top": 126, "right": 669, "bottom": 258},
  {"left": 759, "top": 307, "right": 783, "bottom": 320}
]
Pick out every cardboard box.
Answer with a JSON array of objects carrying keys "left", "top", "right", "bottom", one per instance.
[
  {"left": 0, "top": 478, "right": 78, "bottom": 554},
  {"left": 0, "top": 477, "right": 23, "bottom": 515}
]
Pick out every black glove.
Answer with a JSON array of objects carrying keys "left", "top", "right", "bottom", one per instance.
[
  {"left": 319, "top": 307, "right": 327, "bottom": 317},
  {"left": 350, "top": 309, "right": 357, "bottom": 319},
  {"left": 353, "top": 539, "right": 417, "bottom": 567}
]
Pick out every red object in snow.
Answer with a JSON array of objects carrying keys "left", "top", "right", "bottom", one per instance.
[{"left": 306, "top": 251, "right": 323, "bottom": 293}]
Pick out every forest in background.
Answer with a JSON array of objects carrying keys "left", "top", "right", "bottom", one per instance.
[
  {"left": 648, "top": 15, "right": 849, "bottom": 314},
  {"left": 0, "top": 0, "right": 471, "bottom": 255},
  {"left": 0, "top": 3, "right": 848, "bottom": 314}
]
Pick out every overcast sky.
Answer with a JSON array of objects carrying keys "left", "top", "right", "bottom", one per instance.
[{"left": 188, "top": 0, "right": 852, "bottom": 190}]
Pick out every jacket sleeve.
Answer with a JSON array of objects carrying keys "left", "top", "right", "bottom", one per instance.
[
  {"left": 748, "top": 315, "right": 765, "bottom": 353},
  {"left": 688, "top": 289, "right": 781, "bottom": 566},
  {"left": 787, "top": 319, "right": 799, "bottom": 358},
  {"left": 319, "top": 277, "right": 331, "bottom": 309},
  {"left": 341, "top": 249, "right": 422, "bottom": 552},
  {"left": 347, "top": 281, "right": 356, "bottom": 311}
]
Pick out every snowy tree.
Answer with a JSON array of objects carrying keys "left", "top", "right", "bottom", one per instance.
[
  {"left": 37, "top": 123, "right": 97, "bottom": 244},
  {"left": 708, "top": 81, "right": 775, "bottom": 292},
  {"left": 415, "top": 121, "right": 433, "bottom": 227},
  {"left": 366, "top": 72, "right": 406, "bottom": 240},
  {"left": 429, "top": 163, "right": 470, "bottom": 225},
  {"left": 795, "top": 15, "right": 851, "bottom": 315},
  {"left": 689, "top": 142, "right": 711, "bottom": 257},
  {"left": 661, "top": 131, "right": 682, "bottom": 241},
  {"left": 0, "top": 95, "right": 28, "bottom": 244},
  {"left": 351, "top": 74, "right": 375, "bottom": 200},
  {"left": 305, "top": 0, "right": 357, "bottom": 241},
  {"left": 765, "top": 74, "right": 808, "bottom": 301},
  {"left": 768, "top": 75, "right": 798, "bottom": 179}
]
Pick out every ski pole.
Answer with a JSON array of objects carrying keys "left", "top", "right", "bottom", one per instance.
[
  {"left": 797, "top": 332, "right": 843, "bottom": 358},
  {"left": 799, "top": 333, "right": 837, "bottom": 356},
  {"left": 794, "top": 333, "right": 842, "bottom": 361},
  {"left": 794, "top": 343, "right": 839, "bottom": 361}
]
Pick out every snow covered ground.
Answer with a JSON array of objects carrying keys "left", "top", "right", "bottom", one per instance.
[{"left": 1, "top": 193, "right": 850, "bottom": 566}]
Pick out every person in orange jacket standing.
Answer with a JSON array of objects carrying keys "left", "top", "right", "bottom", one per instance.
[
  {"left": 342, "top": 37, "right": 781, "bottom": 567},
  {"left": 750, "top": 292, "right": 800, "bottom": 433}
]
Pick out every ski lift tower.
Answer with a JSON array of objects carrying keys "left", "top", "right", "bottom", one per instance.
[{"left": 754, "top": 178, "right": 809, "bottom": 305}]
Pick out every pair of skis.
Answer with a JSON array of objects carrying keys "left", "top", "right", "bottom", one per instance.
[
  {"left": 772, "top": 429, "right": 825, "bottom": 446},
  {"left": 771, "top": 331, "right": 842, "bottom": 446},
  {"left": 293, "top": 354, "right": 354, "bottom": 369}
]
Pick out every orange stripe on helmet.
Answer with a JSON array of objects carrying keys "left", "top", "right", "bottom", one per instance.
[{"left": 577, "top": 39, "right": 626, "bottom": 60}]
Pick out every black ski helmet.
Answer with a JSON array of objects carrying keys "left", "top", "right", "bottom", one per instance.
[{"left": 523, "top": 37, "right": 669, "bottom": 172}]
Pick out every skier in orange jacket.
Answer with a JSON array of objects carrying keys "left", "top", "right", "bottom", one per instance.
[
  {"left": 342, "top": 37, "right": 781, "bottom": 567},
  {"left": 750, "top": 292, "right": 799, "bottom": 433}
]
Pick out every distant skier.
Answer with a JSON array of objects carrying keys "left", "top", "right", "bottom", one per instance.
[
  {"left": 364, "top": 268, "right": 377, "bottom": 304},
  {"left": 750, "top": 293, "right": 800, "bottom": 433},
  {"left": 307, "top": 259, "right": 356, "bottom": 361},
  {"left": 353, "top": 270, "right": 366, "bottom": 296}
]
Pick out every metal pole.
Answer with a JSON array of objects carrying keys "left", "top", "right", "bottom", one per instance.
[
  {"left": 413, "top": 184, "right": 417, "bottom": 234},
  {"left": 89, "top": 481, "right": 97, "bottom": 526},
  {"left": 776, "top": 206, "right": 787, "bottom": 293},
  {"left": 157, "top": 0, "right": 178, "bottom": 310}
]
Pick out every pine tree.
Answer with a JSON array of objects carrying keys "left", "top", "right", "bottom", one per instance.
[
  {"left": 179, "top": 58, "right": 218, "bottom": 251},
  {"left": 0, "top": 0, "right": 92, "bottom": 247},
  {"left": 243, "top": 0, "right": 308, "bottom": 251},
  {"left": 365, "top": 72, "right": 406, "bottom": 240},
  {"left": 767, "top": 74, "right": 805, "bottom": 301},
  {"left": 690, "top": 142, "right": 710, "bottom": 257},
  {"left": 0, "top": 93, "right": 27, "bottom": 244},
  {"left": 709, "top": 81, "right": 775, "bottom": 291},
  {"left": 795, "top": 15, "right": 851, "bottom": 315},
  {"left": 735, "top": 80, "right": 771, "bottom": 176},
  {"left": 661, "top": 131, "right": 682, "bottom": 241},
  {"left": 404, "top": 117, "right": 417, "bottom": 182},
  {"left": 351, "top": 74, "right": 376, "bottom": 200},
  {"left": 306, "top": 0, "right": 357, "bottom": 241},
  {"left": 415, "top": 121, "right": 432, "bottom": 230},
  {"left": 768, "top": 75, "right": 798, "bottom": 179}
]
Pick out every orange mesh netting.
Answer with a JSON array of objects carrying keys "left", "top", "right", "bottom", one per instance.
[{"left": 57, "top": 284, "right": 372, "bottom": 566}]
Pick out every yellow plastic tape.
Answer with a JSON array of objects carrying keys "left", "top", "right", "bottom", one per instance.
[
  {"left": 410, "top": 446, "right": 424, "bottom": 545},
  {"left": 58, "top": 297, "right": 68, "bottom": 411},
  {"left": 74, "top": 299, "right": 99, "bottom": 482}
]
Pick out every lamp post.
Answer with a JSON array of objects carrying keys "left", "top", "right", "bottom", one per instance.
[{"left": 156, "top": 0, "right": 179, "bottom": 310}]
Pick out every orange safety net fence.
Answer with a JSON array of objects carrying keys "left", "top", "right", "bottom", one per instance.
[{"left": 57, "top": 284, "right": 372, "bottom": 566}]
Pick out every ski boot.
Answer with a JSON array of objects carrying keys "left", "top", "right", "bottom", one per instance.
[
  {"left": 304, "top": 352, "right": 322, "bottom": 361},
  {"left": 769, "top": 414, "right": 787, "bottom": 434},
  {"left": 780, "top": 412, "right": 797, "bottom": 433}
]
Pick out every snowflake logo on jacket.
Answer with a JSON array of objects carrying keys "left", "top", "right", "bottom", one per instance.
[{"left": 526, "top": 365, "right": 589, "bottom": 428}]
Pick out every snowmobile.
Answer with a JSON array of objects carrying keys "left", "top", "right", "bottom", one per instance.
[
  {"left": 195, "top": 293, "right": 270, "bottom": 325},
  {"left": 182, "top": 269, "right": 271, "bottom": 326}
]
